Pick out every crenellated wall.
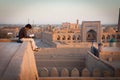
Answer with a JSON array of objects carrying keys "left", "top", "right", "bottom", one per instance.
[
  {"left": 35, "top": 48, "right": 117, "bottom": 78},
  {"left": 35, "top": 48, "right": 89, "bottom": 77}
]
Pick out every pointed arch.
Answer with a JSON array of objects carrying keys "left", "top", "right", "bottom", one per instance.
[{"left": 86, "top": 30, "right": 97, "bottom": 42}]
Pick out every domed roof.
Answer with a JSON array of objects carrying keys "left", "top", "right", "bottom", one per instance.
[{"left": 104, "top": 27, "right": 116, "bottom": 33}]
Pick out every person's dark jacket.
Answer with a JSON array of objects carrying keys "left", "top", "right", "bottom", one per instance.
[
  {"left": 91, "top": 46, "right": 99, "bottom": 57},
  {"left": 18, "top": 27, "right": 28, "bottom": 39}
]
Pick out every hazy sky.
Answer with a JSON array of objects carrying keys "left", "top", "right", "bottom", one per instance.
[{"left": 0, "top": 0, "right": 120, "bottom": 24}]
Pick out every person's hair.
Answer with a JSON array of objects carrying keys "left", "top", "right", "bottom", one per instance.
[{"left": 25, "top": 24, "right": 32, "bottom": 29}]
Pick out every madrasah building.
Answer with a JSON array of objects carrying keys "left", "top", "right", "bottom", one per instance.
[{"left": 41, "top": 18, "right": 120, "bottom": 48}]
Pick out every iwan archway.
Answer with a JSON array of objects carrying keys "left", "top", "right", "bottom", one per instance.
[
  {"left": 87, "top": 30, "right": 97, "bottom": 42},
  {"left": 81, "top": 21, "right": 101, "bottom": 42}
]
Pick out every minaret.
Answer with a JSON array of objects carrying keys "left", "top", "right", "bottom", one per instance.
[
  {"left": 76, "top": 19, "right": 79, "bottom": 29},
  {"left": 118, "top": 8, "right": 120, "bottom": 32}
]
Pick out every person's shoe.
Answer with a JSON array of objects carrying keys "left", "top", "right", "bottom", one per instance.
[
  {"left": 34, "top": 48, "right": 39, "bottom": 52},
  {"left": 17, "top": 39, "right": 23, "bottom": 43}
]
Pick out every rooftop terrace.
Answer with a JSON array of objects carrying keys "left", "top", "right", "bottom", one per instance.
[{"left": 0, "top": 39, "right": 120, "bottom": 80}]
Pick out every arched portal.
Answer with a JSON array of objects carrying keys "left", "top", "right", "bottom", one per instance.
[
  {"left": 86, "top": 30, "right": 97, "bottom": 42},
  {"left": 77, "top": 35, "right": 81, "bottom": 40},
  {"left": 67, "top": 35, "right": 71, "bottom": 40},
  {"left": 62, "top": 35, "right": 66, "bottom": 40},
  {"left": 102, "top": 35, "right": 105, "bottom": 42},
  {"left": 72, "top": 35, "right": 76, "bottom": 40},
  {"left": 106, "top": 35, "right": 110, "bottom": 41},
  {"left": 57, "top": 35, "right": 60, "bottom": 40}
]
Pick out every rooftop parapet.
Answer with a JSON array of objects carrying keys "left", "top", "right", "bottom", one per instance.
[{"left": 0, "top": 39, "right": 39, "bottom": 80}]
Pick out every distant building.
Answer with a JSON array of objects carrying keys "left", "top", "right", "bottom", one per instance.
[
  {"left": 0, "top": 26, "right": 19, "bottom": 38},
  {"left": 41, "top": 19, "right": 120, "bottom": 48}
]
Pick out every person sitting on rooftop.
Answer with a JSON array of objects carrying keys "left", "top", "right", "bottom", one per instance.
[{"left": 17, "top": 24, "right": 38, "bottom": 51}]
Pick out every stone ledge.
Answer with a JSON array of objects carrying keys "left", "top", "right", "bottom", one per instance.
[
  {"left": 0, "top": 42, "right": 39, "bottom": 80},
  {"left": 0, "top": 39, "right": 18, "bottom": 42}
]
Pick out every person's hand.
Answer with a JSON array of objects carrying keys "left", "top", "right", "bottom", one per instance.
[{"left": 29, "top": 34, "right": 34, "bottom": 38}]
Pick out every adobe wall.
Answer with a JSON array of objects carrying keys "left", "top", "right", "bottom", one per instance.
[
  {"left": 35, "top": 48, "right": 89, "bottom": 77},
  {"left": 1, "top": 42, "right": 39, "bottom": 80},
  {"left": 41, "top": 32, "right": 56, "bottom": 47},
  {"left": 35, "top": 49, "right": 120, "bottom": 78},
  {"left": 100, "top": 47, "right": 120, "bottom": 61},
  {"left": 41, "top": 32, "right": 52, "bottom": 42},
  {"left": 116, "top": 42, "right": 120, "bottom": 47},
  {"left": 35, "top": 48, "right": 89, "bottom": 54},
  {"left": 86, "top": 51, "right": 115, "bottom": 77},
  {"left": 54, "top": 42, "right": 99, "bottom": 48},
  {"left": 102, "top": 42, "right": 120, "bottom": 47}
]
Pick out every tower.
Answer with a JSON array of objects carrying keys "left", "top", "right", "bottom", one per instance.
[
  {"left": 76, "top": 19, "right": 79, "bottom": 29},
  {"left": 118, "top": 8, "right": 120, "bottom": 32},
  {"left": 77, "top": 19, "right": 79, "bottom": 25}
]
